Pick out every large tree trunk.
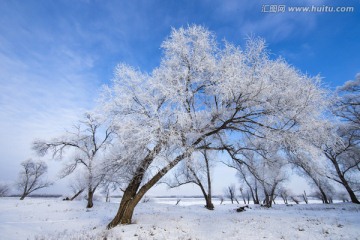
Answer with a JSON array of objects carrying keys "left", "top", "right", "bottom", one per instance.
[
  {"left": 107, "top": 151, "right": 186, "bottom": 229},
  {"left": 107, "top": 184, "right": 142, "bottom": 227},
  {"left": 198, "top": 184, "right": 214, "bottom": 210},
  {"left": 107, "top": 174, "right": 157, "bottom": 228},
  {"left": 205, "top": 196, "right": 214, "bottom": 210}
]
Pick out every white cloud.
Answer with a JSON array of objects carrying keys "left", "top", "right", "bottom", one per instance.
[{"left": 0, "top": 31, "right": 99, "bottom": 190}]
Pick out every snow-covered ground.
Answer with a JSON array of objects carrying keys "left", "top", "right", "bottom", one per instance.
[{"left": 0, "top": 197, "right": 359, "bottom": 240}]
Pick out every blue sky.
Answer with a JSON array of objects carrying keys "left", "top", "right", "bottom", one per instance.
[{"left": 0, "top": 0, "right": 359, "bottom": 196}]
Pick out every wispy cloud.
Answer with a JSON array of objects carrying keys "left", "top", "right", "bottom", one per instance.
[{"left": 0, "top": 4, "right": 100, "bottom": 185}]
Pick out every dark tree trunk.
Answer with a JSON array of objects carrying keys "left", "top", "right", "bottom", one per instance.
[
  {"left": 86, "top": 188, "right": 94, "bottom": 208},
  {"left": 281, "top": 194, "right": 288, "bottom": 204},
  {"left": 253, "top": 184, "right": 260, "bottom": 204},
  {"left": 107, "top": 149, "right": 185, "bottom": 229},
  {"left": 263, "top": 192, "right": 271, "bottom": 207},
  {"left": 187, "top": 156, "right": 214, "bottom": 211},
  {"left": 105, "top": 189, "right": 110, "bottom": 202},
  {"left": 20, "top": 187, "right": 28, "bottom": 200},
  {"left": 205, "top": 195, "right": 214, "bottom": 210},
  {"left": 327, "top": 154, "right": 360, "bottom": 204},
  {"left": 107, "top": 184, "right": 141, "bottom": 227},
  {"left": 263, "top": 184, "right": 278, "bottom": 208},
  {"left": 107, "top": 169, "right": 161, "bottom": 228},
  {"left": 343, "top": 179, "right": 360, "bottom": 204},
  {"left": 318, "top": 186, "right": 329, "bottom": 204},
  {"left": 303, "top": 190, "right": 309, "bottom": 204},
  {"left": 204, "top": 151, "right": 214, "bottom": 210},
  {"left": 70, "top": 188, "right": 85, "bottom": 201}
]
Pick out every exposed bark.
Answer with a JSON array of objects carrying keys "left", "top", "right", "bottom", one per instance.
[
  {"left": 204, "top": 196, "right": 214, "bottom": 210},
  {"left": 107, "top": 149, "right": 186, "bottom": 229},
  {"left": 107, "top": 183, "right": 141, "bottom": 226},
  {"left": 204, "top": 150, "right": 214, "bottom": 210},
  {"left": 86, "top": 189, "right": 94, "bottom": 208}
]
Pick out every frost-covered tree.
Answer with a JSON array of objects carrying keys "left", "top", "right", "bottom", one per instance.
[
  {"left": 334, "top": 73, "right": 360, "bottom": 126},
  {"left": 99, "top": 25, "right": 329, "bottom": 228},
  {"left": 66, "top": 173, "right": 87, "bottom": 201},
  {"left": 235, "top": 163, "right": 261, "bottom": 204},
  {"left": 33, "top": 113, "right": 114, "bottom": 208},
  {"left": 323, "top": 127, "right": 360, "bottom": 203},
  {"left": 17, "top": 159, "right": 52, "bottom": 200},
  {"left": 239, "top": 186, "right": 249, "bottom": 204},
  {"left": 251, "top": 149, "right": 287, "bottom": 206},
  {"left": 288, "top": 149, "right": 334, "bottom": 204},
  {"left": 322, "top": 74, "right": 360, "bottom": 204},
  {"left": 165, "top": 149, "right": 215, "bottom": 210},
  {"left": 224, "top": 184, "right": 238, "bottom": 204},
  {"left": 0, "top": 183, "right": 10, "bottom": 197},
  {"left": 224, "top": 138, "right": 289, "bottom": 207},
  {"left": 277, "top": 187, "right": 291, "bottom": 204}
]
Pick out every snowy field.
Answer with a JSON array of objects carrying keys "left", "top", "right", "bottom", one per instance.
[{"left": 0, "top": 197, "right": 359, "bottom": 240}]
